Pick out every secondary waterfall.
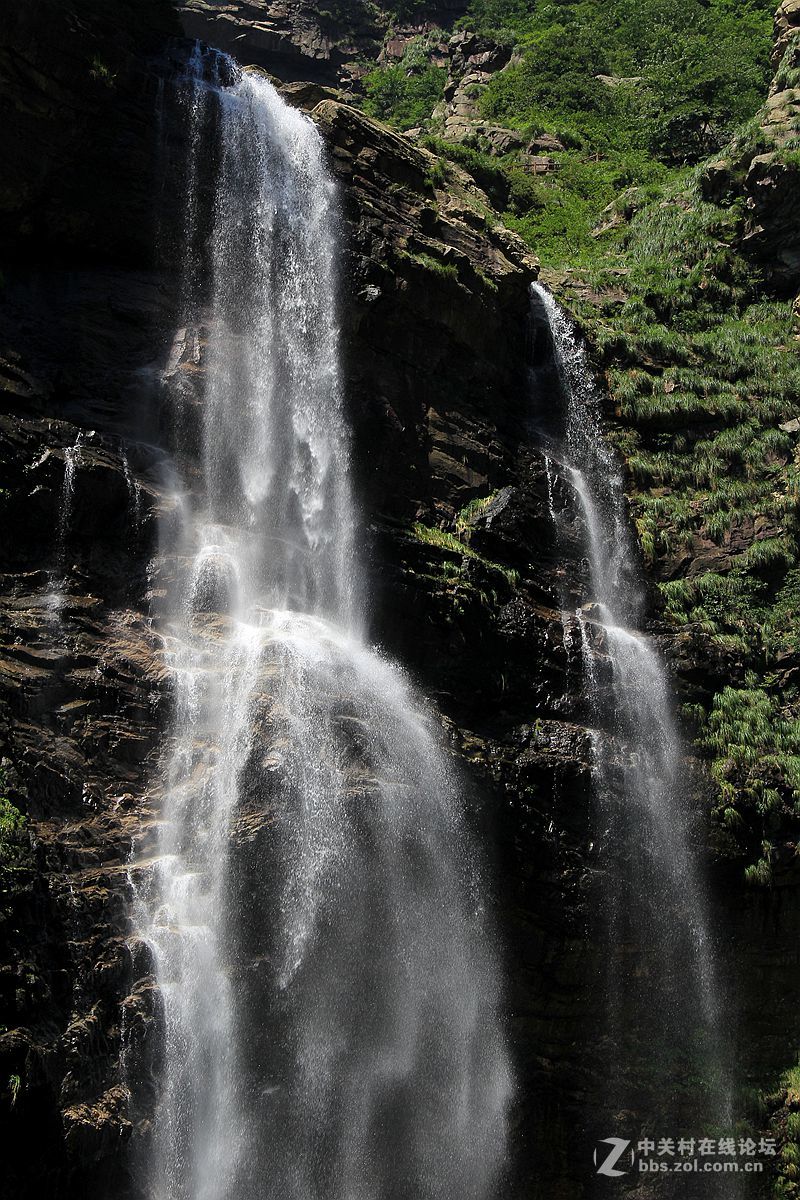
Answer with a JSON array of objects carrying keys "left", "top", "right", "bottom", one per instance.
[
  {"left": 532, "top": 284, "right": 731, "bottom": 1126},
  {"left": 131, "top": 47, "right": 511, "bottom": 1200}
]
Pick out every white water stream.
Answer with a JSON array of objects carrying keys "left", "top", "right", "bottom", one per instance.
[
  {"left": 131, "top": 50, "right": 511, "bottom": 1200},
  {"left": 533, "top": 283, "right": 730, "bottom": 1126}
]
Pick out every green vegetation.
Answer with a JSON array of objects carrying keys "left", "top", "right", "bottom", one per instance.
[
  {"left": 363, "top": 62, "right": 446, "bottom": 130},
  {"left": 89, "top": 56, "right": 115, "bottom": 87},
  {"left": 413, "top": 522, "right": 474, "bottom": 555},
  {"left": 356, "top": 0, "right": 800, "bottom": 880},
  {"left": 769, "top": 1059, "right": 800, "bottom": 1197},
  {"left": 555, "top": 141, "right": 800, "bottom": 881},
  {"left": 424, "top": 157, "right": 449, "bottom": 190},
  {"left": 472, "top": 0, "right": 774, "bottom": 160},
  {"left": 390, "top": 0, "right": 432, "bottom": 18},
  {"left": 419, "top": 135, "right": 509, "bottom": 206},
  {"left": 362, "top": 33, "right": 447, "bottom": 131},
  {"left": 404, "top": 520, "right": 519, "bottom": 625},
  {"left": 412, "top": 522, "right": 519, "bottom": 586},
  {"left": 573, "top": 186, "right": 800, "bottom": 553},
  {"left": 469, "top": 0, "right": 776, "bottom": 260},
  {"left": 699, "top": 678, "right": 800, "bottom": 885},
  {"left": 355, "top": 0, "right": 777, "bottom": 262},
  {"left": 455, "top": 491, "right": 501, "bottom": 533},
  {"left": 0, "top": 786, "right": 29, "bottom": 893},
  {"left": 397, "top": 248, "right": 459, "bottom": 280}
]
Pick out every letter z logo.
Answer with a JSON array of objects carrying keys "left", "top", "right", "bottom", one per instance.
[{"left": 594, "top": 1138, "right": 632, "bottom": 1177}]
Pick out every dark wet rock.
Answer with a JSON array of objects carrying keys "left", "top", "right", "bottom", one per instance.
[
  {"left": 308, "top": 99, "right": 537, "bottom": 526},
  {"left": 177, "top": 0, "right": 383, "bottom": 84},
  {"left": 0, "top": 0, "right": 178, "bottom": 266}
]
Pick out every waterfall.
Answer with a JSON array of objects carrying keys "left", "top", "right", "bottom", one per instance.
[
  {"left": 47, "top": 433, "right": 82, "bottom": 620},
  {"left": 532, "top": 284, "right": 731, "bottom": 1125},
  {"left": 131, "top": 48, "right": 511, "bottom": 1200},
  {"left": 122, "top": 445, "right": 142, "bottom": 534}
]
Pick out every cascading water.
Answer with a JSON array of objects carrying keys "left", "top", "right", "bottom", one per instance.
[
  {"left": 131, "top": 49, "right": 511, "bottom": 1200},
  {"left": 532, "top": 284, "right": 731, "bottom": 1132},
  {"left": 122, "top": 446, "right": 142, "bottom": 534},
  {"left": 47, "top": 433, "right": 82, "bottom": 619}
]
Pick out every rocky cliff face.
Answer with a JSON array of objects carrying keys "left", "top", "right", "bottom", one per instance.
[
  {"left": 0, "top": 0, "right": 178, "bottom": 265},
  {"left": 743, "top": 0, "right": 800, "bottom": 289},
  {"left": 3, "top": 3, "right": 800, "bottom": 1200},
  {"left": 176, "top": 0, "right": 383, "bottom": 83},
  {"left": 700, "top": 0, "right": 800, "bottom": 292},
  {"left": 0, "top": 8, "right": 575, "bottom": 1196},
  {"left": 175, "top": 0, "right": 468, "bottom": 85}
]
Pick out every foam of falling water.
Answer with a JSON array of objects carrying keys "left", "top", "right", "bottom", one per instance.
[
  {"left": 544, "top": 451, "right": 580, "bottom": 663},
  {"left": 532, "top": 283, "right": 732, "bottom": 1127},
  {"left": 543, "top": 452, "right": 558, "bottom": 525},
  {"left": 131, "top": 48, "right": 511, "bottom": 1200},
  {"left": 122, "top": 446, "right": 142, "bottom": 533},
  {"left": 46, "top": 433, "right": 82, "bottom": 620}
]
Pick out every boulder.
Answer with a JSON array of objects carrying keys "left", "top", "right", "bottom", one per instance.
[{"left": 773, "top": 0, "right": 800, "bottom": 68}]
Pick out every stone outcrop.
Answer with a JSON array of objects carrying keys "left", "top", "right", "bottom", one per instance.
[
  {"left": 440, "top": 29, "right": 513, "bottom": 142},
  {"left": 309, "top": 96, "right": 538, "bottom": 516},
  {"left": 0, "top": 266, "right": 176, "bottom": 1200},
  {"left": 438, "top": 30, "right": 559, "bottom": 172},
  {"left": 380, "top": 23, "right": 450, "bottom": 68},
  {"left": 774, "top": 0, "right": 800, "bottom": 65},
  {"left": 176, "top": 0, "right": 384, "bottom": 83},
  {"left": 176, "top": 0, "right": 469, "bottom": 85},
  {"left": 731, "top": 0, "right": 800, "bottom": 289},
  {"left": 697, "top": 2, "right": 800, "bottom": 289}
]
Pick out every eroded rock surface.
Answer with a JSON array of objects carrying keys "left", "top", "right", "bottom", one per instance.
[
  {"left": 741, "top": 1, "right": 800, "bottom": 288},
  {"left": 176, "top": 0, "right": 469, "bottom": 84}
]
